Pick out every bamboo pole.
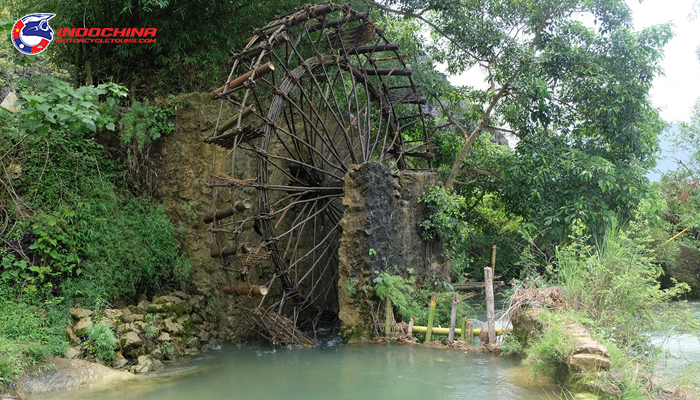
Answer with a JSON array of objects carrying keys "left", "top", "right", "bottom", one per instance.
[
  {"left": 411, "top": 326, "right": 509, "bottom": 336},
  {"left": 203, "top": 200, "right": 252, "bottom": 224},
  {"left": 384, "top": 297, "right": 392, "bottom": 337},
  {"left": 491, "top": 245, "right": 497, "bottom": 276},
  {"left": 223, "top": 284, "right": 269, "bottom": 296},
  {"left": 407, "top": 316, "right": 415, "bottom": 338},
  {"left": 485, "top": 266, "right": 496, "bottom": 344},
  {"left": 210, "top": 62, "right": 275, "bottom": 99},
  {"left": 460, "top": 317, "right": 466, "bottom": 341},
  {"left": 425, "top": 293, "right": 437, "bottom": 342},
  {"left": 447, "top": 293, "right": 459, "bottom": 344}
]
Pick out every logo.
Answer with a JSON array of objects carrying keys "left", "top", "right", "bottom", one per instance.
[{"left": 11, "top": 13, "right": 55, "bottom": 55}]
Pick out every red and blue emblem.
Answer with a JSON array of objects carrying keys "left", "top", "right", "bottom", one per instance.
[{"left": 11, "top": 14, "right": 55, "bottom": 55}]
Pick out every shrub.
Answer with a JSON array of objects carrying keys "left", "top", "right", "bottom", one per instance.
[
  {"left": 86, "top": 323, "right": 117, "bottom": 365},
  {"left": 523, "top": 311, "right": 573, "bottom": 381}
]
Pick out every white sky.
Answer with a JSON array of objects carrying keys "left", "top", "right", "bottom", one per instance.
[{"left": 442, "top": 0, "right": 700, "bottom": 123}]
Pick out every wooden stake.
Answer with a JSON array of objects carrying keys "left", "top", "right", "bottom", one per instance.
[
  {"left": 447, "top": 293, "right": 459, "bottom": 344},
  {"left": 425, "top": 293, "right": 437, "bottom": 342},
  {"left": 384, "top": 296, "right": 392, "bottom": 337},
  {"left": 460, "top": 316, "right": 466, "bottom": 341},
  {"left": 407, "top": 316, "right": 415, "bottom": 338},
  {"left": 484, "top": 266, "right": 496, "bottom": 344}
]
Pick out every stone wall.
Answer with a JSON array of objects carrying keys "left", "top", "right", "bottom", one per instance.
[{"left": 337, "top": 162, "right": 447, "bottom": 341}]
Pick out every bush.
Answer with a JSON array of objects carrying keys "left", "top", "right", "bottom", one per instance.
[
  {"left": 523, "top": 311, "right": 573, "bottom": 381},
  {"left": 86, "top": 323, "right": 117, "bottom": 365}
]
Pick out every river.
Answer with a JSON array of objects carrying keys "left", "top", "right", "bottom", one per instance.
[{"left": 37, "top": 343, "right": 559, "bottom": 400}]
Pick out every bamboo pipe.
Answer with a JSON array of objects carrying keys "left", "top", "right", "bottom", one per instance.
[
  {"left": 425, "top": 293, "right": 437, "bottom": 342},
  {"left": 491, "top": 245, "right": 497, "bottom": 276},
  {"left": 384, "top": 297, "right": 392, "bottom": 337},
  {"left": 203, "top": 199, "right": 252, "bottom": 224},
  {"left": 223, "top": 284, "right": 269, "bottom": 296},
  {"left": 411, "top": 326, "right": 510, "bottom": 336},
  {"left": 460, "top": 317, "right": 466, "bottom": 341},
  {"left": 214, "top": 105, "right": 256, "bottom": 135},
  {"left": 210, "top": 242, "right": 254, "bottom": 258},
  {"left": 210, "top": 62, "right": 275, "bottom": 99}
]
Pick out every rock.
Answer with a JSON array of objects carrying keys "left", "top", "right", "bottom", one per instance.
[
  {"left": 163, "top": 318, "right": 183, "bottom": 334},
  {"left": 73, "top": 317, "right": 93, "bottom": 336},
  {"left": 120, "top": 331, "right": 143, "bottom": 351},
  {"left": 122, "top": 313, "right": 144, "bottom": 323},
  {"left": 131, "top": 356, "right": 164, "bottom": 374},
  {"left": 15, "top": 358, "right": 134, "bottom": 395},
  {"left": 105, "top": 309, "right": 123, "bottom": 321},
  {"left": 571, "top": 337, "right": 610, "bottom": 358},
  {"left": 146, "top": 304, "right": 164, "bottom": 313},
  {"left": 157, "top": 332, "right": 172, "bottom": 341},
  {"left": 184, "top": 348, "right": 200, "bottom": 356},
  {"left": 120, "top": 307, "right": 132, "bottom": 319},
  {"left": 209, "top": 338, "right": 219, "bottom": 346},
  {"left": 569, "top": 353, "right": 611, "bottom": 373},
  {"left": 65, "top": 347, "right": 80, "bottom": 359},
  {"left": 131, "top": 355, "right": 153, "bottom": 374},
  {"left": 152, "top": 346, "right": 163, "bottom": 360},
  {"left": 116, "top": 322, "right": 135, "bottom": 335},
  {"left": 573, "top": 393, "right": 600, "bottom": 400},
  {"left": 69, "top": 308, "right": 93, "bottom": 319},
  {"left": 185, "top": 336, "right": 199, "bottom": 349},
  {"left": 191, "top": 313, "right": 203, "bottom": 324},
  {"left": 172, "top": 291, "right": 190, "bottom": 300},
  {"left": 155, "top": 295, "right": 183, "bottom": 305},
  {"left": 176, "top": 314, "right": 190, "bottom": 325},
  {"left": 579, "top": 379, "right": 622, "bottom": 398},
  {"left": 113, "top": 352, "right": 128, "bottom": 369},
  {"left": 66, "top": 326, "right": 80, "bottom": 345},
  {"left": 199, "top": 330, "right": 210, "bottom": 342},
  {"left": 137, "top": 300, "right": 151, "bottom": 311}
]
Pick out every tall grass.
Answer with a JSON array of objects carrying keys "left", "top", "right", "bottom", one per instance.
[{"left": 555, "top": 221, "right": 690, "bottom": 346}]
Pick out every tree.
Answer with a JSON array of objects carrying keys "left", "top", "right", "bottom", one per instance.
[{"left": 375, "top": 0, "right": 671, "bottom": 241}]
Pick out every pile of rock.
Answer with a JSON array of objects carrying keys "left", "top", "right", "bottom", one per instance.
[{"left": 65, "top": 291, "right": 218, "bottom": 374}]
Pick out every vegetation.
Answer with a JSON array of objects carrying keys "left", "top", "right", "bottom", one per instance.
[{"left": 0, "top": 57, "right": 190, "bottom": 382}]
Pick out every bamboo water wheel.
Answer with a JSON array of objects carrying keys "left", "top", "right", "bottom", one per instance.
[{"left": 205, "top": 3, "right": 431, "bottom": 345}]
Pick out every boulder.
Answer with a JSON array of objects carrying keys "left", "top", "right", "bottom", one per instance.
[
  {"left": 155, "top": 295, "right": 183, "bottom": 305},
  {"left": 15, "top": 358, "right": 134, "bottom": 396},
  {"left": 185, "top": 336, "right": 200, "bottom": 349},
  {"left": 131, "top": 356, "right": 164, "bottom": 374},
  {"left": 176, "top": 314, "right": 190, "bottom": 325},
  {"left": 73, "top": 317, "right": 93, "bottom": 336},
  {"left": 172, "top": 291, "right": 190, "bottom": 301},
  {"left": 157, "top": 332, "right": 172, "bottom": 342},
  {"left": 69, "top": 308, "right": 93, "bottom": 319},
  {"left": 113, "top": 352, "right": 128, "bottom": 369},
  {"left": 199, "top": 330, "right": 210, "bottom": 342},
  {"left": 65, "top": 347, "right": 80, "bottom": 359},
  {"left": 569, "top": 353, "right": 611, "bottom": 373},
  {"left": 105, "top": 309, "right": 123, "bottom": 321},
  {"left": 120, "top": 331, "right": 143, "bottom": 351},
  {"left": 163, "top": 318, "right": 183, "bottom": 334},
  {"left": 579, "top": 379, "right": 622, "bottom": 398},
  {"left": 122, "top": 313, "right": 144, "bottom": 323},
  {"left": 137, "top": 300, "right": 151, "bottom": 311},
  {"left": 116, "top": 322, "right": 135, "bottom": 335},
  {"left": 65, "top": 326, "right": 80, "bottom": 345}
]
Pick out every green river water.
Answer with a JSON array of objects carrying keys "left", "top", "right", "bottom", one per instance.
[
  {"left": 36, "top": 301, "right": 700, "bottom": 400},
  {"left": 39, "top": 344, "right": 560, "bottom": 400}
]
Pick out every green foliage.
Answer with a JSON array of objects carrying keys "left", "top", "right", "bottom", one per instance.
[
  {"left": 555, "top": 221, "right": 690, "bottom": 346},
  {"left": 16, "top": 0, "right": 306, "bottom": 92},
  {"left": 14, "top": 76, "right": 125, "bottom": 134},
  {"left": 85, "top": 323, "right": 117, "bottom": 365},
  {"left": 0, "top": 298, "right": 69, "bottom": 384},
  {"left": 499, "top": 331, "right": 523, "bottom": 356},
  {"left": 373, "top": 271, "right": 416, "bottom": 318},
  {"left": 0, "top": 72, "right": 190, "bottom": 382},
  {"left": 346, "top": 279, "right": 359, "bottom": 297},
  {"left": 120, "top": 101, "right": 175, "bottom": 151},
  {"left": 523, "top": 310, "right": 573, "bottom": 381}
]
